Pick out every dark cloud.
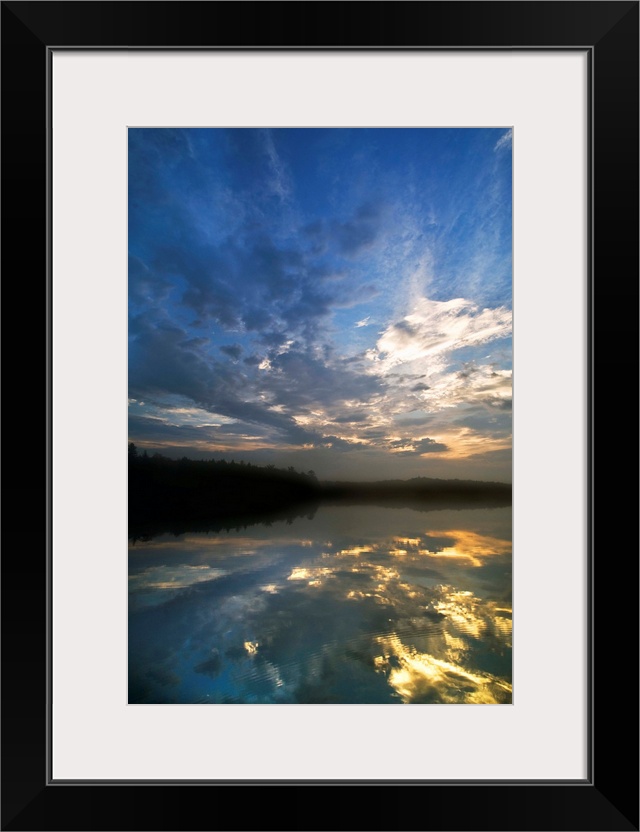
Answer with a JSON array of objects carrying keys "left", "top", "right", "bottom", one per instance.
[
  {"left": 301, "top": 219, "right": 324, "bottom": 239},
  {"left": 266, "top": 347, "right": 386, "bottom": 413},
  {"left": 180, "top": 337, "right": 210, "bottom": 350},
  {"left": 220, "top": 344, "right": 243, "bottom": 360},
  {"left": 153, "top": 226, "right": 372, "bottom": 350},
  {"left": 411, "top": 383, "right": 431, "bottom": 392},
  {"left": 394, "top": 414, "right": 436, "bottom": 428},
  {"left": 394, "top": 319, "right": 419, "bottom": 336},
  {"left": 415, "top": 437, "right": 448, "bottom": 453},
  {"left": 127, "top": 414, "right": 234, "bottom": 448},
  {"left": 129, "top": 319, "right": 389, "bottom": 453},
  {"left": 300, "top": 219, "right": 328, "bottom": 255},
  {"left": 129, "top": 318, "right": 321, "bottom": 447},
  {"left": 392, "top": 437, "right": 448, "bottom": 455},
  {"left": 486, "top": 397, "right": 512, "bottom": 411},
  {"left": 360, "top": 427, "right": 390, "bottom": 440},
  {"left": 319, "top": 435, "right": 367, "bottom": 451},
  {"left": 453, "top": 406, "right": 511, "bottom": 436},
  {"left": 128, "top": 254, "right": 172, "bottom": 308},
  {"left": 332, "top": 412, "right": 370, "bottom": 424},
  {"left": 334, "top": 202, "right": 383, "bottom": 257},
  {"left": 300, "top": 202, "right": 383, "bottom": 260}
]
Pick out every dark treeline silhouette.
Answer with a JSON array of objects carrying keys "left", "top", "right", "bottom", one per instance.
[
  {"left": 128, "top": 443, "right": 511, "bottom": 539},
  {"left": 130, "top": 505, "right": 320, "bottom": 544},
  {"left": 129, "top": 443, "right": 320, "bottom": 532}
]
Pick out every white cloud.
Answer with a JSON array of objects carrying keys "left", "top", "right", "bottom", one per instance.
[
  {"left": 372, "top": 297, "right": 511, "bottom": 369},
  {"left": 424, "top": 364, "right": 512, "bottom": 411},
  {"left": 494, "top": 129, "right": 513, "bottom": 152},
  {"left": 355, "top": 316, "right": 371, "bottom": 328}
]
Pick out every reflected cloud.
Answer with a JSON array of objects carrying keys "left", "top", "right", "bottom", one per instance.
[
  {"left": 433, "top": 587, "right": 512, "bottom": 644},
  {"left": 329, "top": 528, "right": 510, "bottom": 569},
  {"left": 128, "top": 564, "right": 227, "bottom": 605},
  {"left": 129, "top": 505, "right": 511, "bottom": 703},
  {"left": 420, "top": 529, "right": 511, "bottom": 567},
  {"left": 375, "top": 633, "right": 511, "bottom": 704}
]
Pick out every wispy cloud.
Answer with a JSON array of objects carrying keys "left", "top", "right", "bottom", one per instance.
[
  {"left": 494, "top": 129, "right": 512, "bottom": 152},
  {"left": 263, "top": 130, "right": 292, "bottom": 202}
]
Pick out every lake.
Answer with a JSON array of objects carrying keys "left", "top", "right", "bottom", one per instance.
[{"left": 129, "top": 504, "right": 512, "bottom": 704}]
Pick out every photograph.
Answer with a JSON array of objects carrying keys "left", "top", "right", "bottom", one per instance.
[
  {"left": 128, "top": 127, "right": 513, "bottom": 705},
  {"left": 2, "top": 0, "right": 636, "bottom": 827}
]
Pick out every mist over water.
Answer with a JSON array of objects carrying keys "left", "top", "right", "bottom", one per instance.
[{"left": 129, "top": 504, "right": 511, "bottom": 704}]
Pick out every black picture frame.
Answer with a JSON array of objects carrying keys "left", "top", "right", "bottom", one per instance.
[{"left": 2, "top": 2, "right": 638, "bottom": 830}]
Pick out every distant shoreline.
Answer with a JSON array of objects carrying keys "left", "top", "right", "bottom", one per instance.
[{"left": 128, "top": 450, "right": 511, "bottom": 540}]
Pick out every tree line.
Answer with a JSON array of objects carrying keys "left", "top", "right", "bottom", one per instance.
[{"left": 128, "top": 442, "right": 318, "bottom": 484}]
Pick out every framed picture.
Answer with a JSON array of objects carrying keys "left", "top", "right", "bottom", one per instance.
[{"left": 2, "top": 2, "right": 637, "bottom": 830}]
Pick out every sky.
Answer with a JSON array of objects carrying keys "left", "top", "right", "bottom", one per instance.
[{"left": 128, "top": 128, "right": 512, "bottom": 481}]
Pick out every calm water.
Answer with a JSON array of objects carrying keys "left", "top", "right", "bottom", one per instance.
[{"left": 129, "top": 505, "right": 512, "bottom": 704}]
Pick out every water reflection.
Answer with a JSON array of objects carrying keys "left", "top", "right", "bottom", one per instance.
[{"left": 129, "top": 505, "right": 511, "bottom": 704}]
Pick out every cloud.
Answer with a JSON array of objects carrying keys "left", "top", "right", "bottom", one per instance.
[
  {"left": 335, "top": 202, "right": 382, "bottom": 257},
  {"left": 429, "top": 364, "right": 512, "bottom": 412},
  {"left": 318, "top": 435, "right": 367, "bottom": 451},
  {"left": 390, "top": 436, "right": 448, "bottom": 455},
  {"left": 128, "top": 316, "right": 392, "bottom": 455},
  {"left": 220, "top": 344, "right": 243, "bottom": 360},
  {"left": 128, "top": 254, "right": 173, "bottom": 310},
  {"left": 262, "top": 129, "right": 292, "bottom": 202},
  {"left": 129, "top": 317, "right": 325, "bottom": 447},
  {"left": 265, "top": 346, "right": 386, "bottom": 413},
  {"left": 372, "top": 297, "right": 511, "bottom": 368},
  {"left": 355, "top": 316, "right": 371, "bottom": 328},
  {"left": 494, "top": 129, "right": 513, "bottom": 152},
  {"left": 414, "top": 437, "right": 448, "bottom": 454}
]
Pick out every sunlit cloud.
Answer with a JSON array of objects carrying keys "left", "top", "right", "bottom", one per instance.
[{"left": 370, "top": 297, "right": 511, "bottom": 370}]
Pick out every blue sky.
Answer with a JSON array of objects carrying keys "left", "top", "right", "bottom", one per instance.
[{"left": 128, "top": 128, "right": 512, "bottom": 481}]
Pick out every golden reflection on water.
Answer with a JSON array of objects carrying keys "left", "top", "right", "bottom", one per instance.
[
  {"left": 374, "top": 632, "right": 512, "bottom": 704},
  {"left": 333, "top": 527, "right": 512, "bottom": 702},
  {"left": 287, "top": 566, "right": 335, "bottom": 586},
  {"left": 331, "top": 528, "right": 510, "bottom": 568},
  {"left": 129, "top": 508, "right": 512, "bottom": 703},
  {"left": 421, "top": 529, "right": 512, "bottom": 567}
]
